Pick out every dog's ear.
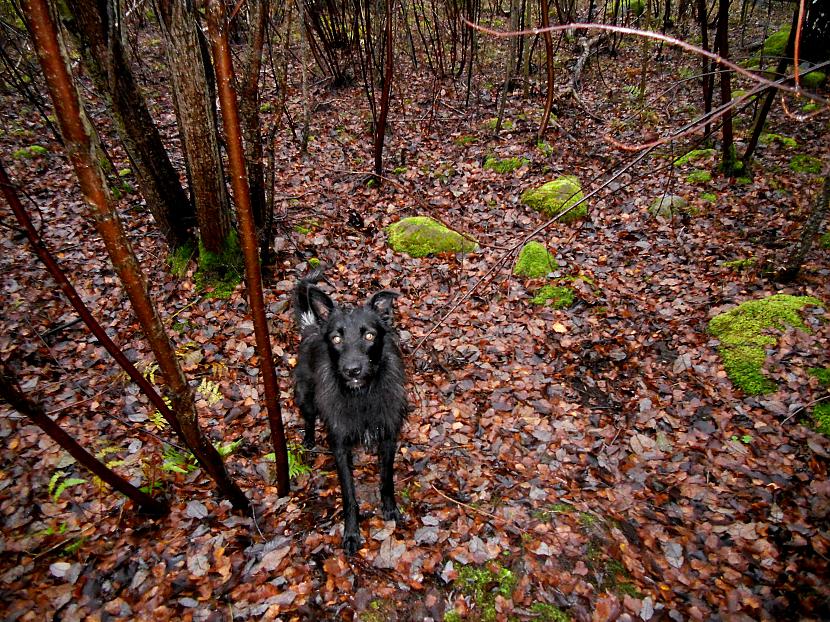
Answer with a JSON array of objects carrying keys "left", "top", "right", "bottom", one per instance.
[
  {"left": 298, "top": 285, "right": 335, "bottom": 329},
  {"left": 367, "top": 290, "right": 399, "bottom": 323}
]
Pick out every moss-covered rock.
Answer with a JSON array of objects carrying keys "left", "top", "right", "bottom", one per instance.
[
  {"left": 814, "top": 403, "right": 830, "bottom": 436},
  {"left": 820, "top": 232, "right": 830, "bottom": 249},
  {"left": 483, "top": 155, "right": 529, "bottom": 174},
  {"left": 761, "top": 24, "right": 790, "bottom": 58},
  {"left": 648, "top": 194, "right": 688, "bottom": 219},
  {"left": 386, "top": 216, "right": 478, "bottom": 258},
  {"left": 686, "top": 169, "right": 712, "bottom": 184},
  {"left": 673, "top": 148, "right": 715, "bottom": 167},
  {"left": 531, "top": 285, "right": 574, "bottom": 308},
  {"left": 708, "top": 294, "right": 823, "bottom": 395},
  {"left": 759, "top": 133, "right": 797, "bottom": 149},
  {"left": 514, "top": 241, "right": 558, "bottom": 278},
  {"left": 521, "top": 176, "right": 586, "bottom": 223},
  {"left": 194, "top": 230, "right": 244, "bottom": 299},
  {"left": 790, "top": 154, "right": 823, "bottom": 174}
]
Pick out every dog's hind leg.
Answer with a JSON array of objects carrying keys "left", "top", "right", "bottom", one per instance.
[
  {"left": 332, "top": 444, "right": 361, "bottom": 554},
  {"left": 378, "top": 437, "right": 401, "bottom": 522}
]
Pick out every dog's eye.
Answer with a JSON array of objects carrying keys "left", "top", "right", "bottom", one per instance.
[
  {"left": 364, "top": 332, "right": 375, "bottom": 342},
  {"left": 331, "top": 334, "right": 342, "bottom": 344}
]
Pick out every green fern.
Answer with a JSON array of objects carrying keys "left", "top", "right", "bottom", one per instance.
[
  {"left": 265, "top": 444, "right": 311, "bottom": 479},
  {"left": 216, "top": 439, "right": 242, "bottom": 458},
  {"left": 149, "top": 396, "right": 172, "bottom": 430},
  {"left": 197, "top": 377, "right": 223, "bottom": 406},
  {"left": 51, "top": 477, "right": 87, "bottom": 502},
  {"left": 142, "top": 362, "right": 160, "bottom": 384}
]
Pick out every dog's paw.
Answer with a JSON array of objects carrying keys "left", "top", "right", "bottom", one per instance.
[
  {"left": 302, "top": 435, "right": 316, "bottom": 450},
  {"left": 342, "top": 532, "right": 362, "bottom": 555},
  {"left": 381, "top": 505, "right": 402, "bottom": 522}
]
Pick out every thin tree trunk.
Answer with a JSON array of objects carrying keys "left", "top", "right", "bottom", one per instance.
[
  {"left": 154, "top": 0, "right": 232, "bottom": 255},
  {"left": 23, "top": 0, "right": 248, "bottom": 510},
  {"left": 495, "top": 0, "right": 520, "bottom": 134},
  {"left": 0, "top": 363, "right": 169, "bottom": 517},
  {"left": 696, "top": 0, "right": 713, "bottom": 138},
  {"left": 61, "top": 0, "right": 195, "bottom": 250},
  {"left": 207, "top": 0, "right": 290, "bottom": 497},
  {"left": 776, "top": 168, "right": 829, "bottom": 282},
  {"left": 537, "top": 0, "right": 555, "bottom": 139},
  {"left": 715, "top": 0, "right": 735, "bottom": 174},
  {"left": 237, "top": 0, "right": 271, "bottom": 263},
  {"left": 373, "top": 0, "right": 394, "bottom": 178}
]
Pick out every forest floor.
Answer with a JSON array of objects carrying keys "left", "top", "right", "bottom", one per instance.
[{"left": 1, "top": 11, "right": 830, "bottom": 622}]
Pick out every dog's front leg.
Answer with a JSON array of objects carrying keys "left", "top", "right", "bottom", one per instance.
[
  {"left": 333, "top": 445, "right": 361, "bottom": 554},
  {"left": 378, "top": 437, "right": 401, "bottom": 522}
]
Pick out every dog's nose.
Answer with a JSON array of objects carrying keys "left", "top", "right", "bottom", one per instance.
[{"left": 344, "top": 364, "right": 363, "bottom": 379}]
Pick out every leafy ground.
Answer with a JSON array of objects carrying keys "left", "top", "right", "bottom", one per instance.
[{"left": 1, "top": 12, "right": 830, "bottom": 622}]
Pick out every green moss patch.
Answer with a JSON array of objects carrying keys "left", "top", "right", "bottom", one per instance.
[
  {"left": 814, "top": 403, "right": 830, "bottom": 436},
  {"left": 521, "top": 176, "right": 586, "bottom": 223},
  {"left": 454, "top": 135, "right": 478, "bottom": 146},
  {"left": 761, "top": 25, "right": 790, "bottom": 58},
  {"left": 760, "top": 133, "right": 797, "bottom": 149},
  {"left": 168, "top": 240, "right": 196, "bottom": 278},
  {"left": 448, "top": 564, "right": 517, "bottom": 622},
  {"left": 722, "top": 257, "right": 755, "bottom": 272},
  {"left": 809, "top": 367, "right": 830, "bottom": 387},
  {"left": 820, "top": 233, "right": 830, "bottom": 249},
  {"left": 12, "top": 145, "right": 48, "bottom": 159},
  {"left": 800, "top": 69, "right": 826, "bottom": 89},
  {"left": 386, "top": 216, "right": 478, "bottom": 258},
  {"left": 700, "top": 192, "right": 717, "bottom": 203},
  {"left": 484, "top": 118, "right": 514, "bottom": 131},
  {"left": 194, "top": 230, "right": 244, "bottom": 299},
  {"left": 673, "top": 148, "right": 715, "bottom": 167},
  {"left": 514, "top": 241, "right": 558, "bottom": 278},
  {"left": 708, "top": 294, "right": 823, "bottom": 395},
  {"left": 531, "top": 285, "right": 575, "bottom": 309},
  {"left": 790, "top": 155, "right": 823, "bottom": 174},
  {"left": 483, "top": 155, "right": 529, "bottom": 174},
  {"left": 686, "top": 169, "right": 712, "bottom": 184},
  {"left": 529, "top": 603, "right": 571, "bottom": 622}
]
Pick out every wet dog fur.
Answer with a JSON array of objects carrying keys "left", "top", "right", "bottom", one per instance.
[{"left": 294, "top": 272, "right": 407, "bottom": 554}]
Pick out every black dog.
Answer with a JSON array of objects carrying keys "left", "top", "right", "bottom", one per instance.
[{"left": 294, "top": 271, "right": 407, "bottom": 554}]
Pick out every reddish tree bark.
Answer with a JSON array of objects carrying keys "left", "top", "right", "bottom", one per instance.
[
  {"left": 207, "top": 0, "right": 290, "bottom": 497},
  {"left": 0, "top": 161, "right": 184, "bottom": 440},
  {"left": 22, "top": 0, "right": 248, "bottom": 510},
  {"left": 537, "top": 0, "right": 555, "bottom": 140},
  {"left": 0, "top": 363, "right": 169, "bottom": 517}
]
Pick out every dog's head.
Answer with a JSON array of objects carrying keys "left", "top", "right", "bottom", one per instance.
[{"left": 297, "top": 283, "right": 399, "bottom": 390}]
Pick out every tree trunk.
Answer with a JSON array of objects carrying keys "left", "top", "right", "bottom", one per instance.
[
  {"left": 537, "top": 0, "right": 555, "bottom": 140},
  {"left": 60, "top": 0, "right": 195, "bottom": 250},
  {"left": 373, "top": 0, "right": 394, "bottom": 178},
  {"left": 154, "top": 0, "right": 232, "bottom": 255},
  {"left": 495, "top": 0, "right": 520, "bottom": 134},
  {"left": 206, "top": 0, "right": 290, "bottom": 498},
  {"left": 696, "top": 0, "right": 713, "bottom": 138},
  {"left": 237, "top": 0, "right": 271, "bottom": 263},
  {"left": 714, "top": 0, "right": 735, "bottom": 175},
  {"left": 776, "top": 167, "right": 829, "bottom": 282},
  {"left": 23, "top": 0, "right": 248, "bottom": 510},
  {"left": 0, "top": 363, "right": 169, "bottom": 517}
]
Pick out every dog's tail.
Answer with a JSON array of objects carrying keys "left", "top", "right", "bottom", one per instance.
[{"left": 294, "top": 268, "right": 327, "bottom": 335}]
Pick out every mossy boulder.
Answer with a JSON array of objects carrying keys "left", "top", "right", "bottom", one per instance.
[
  {"left": 446, "top": 564, "right": 517, "bottom": 622},
  {"left": 799, "top": 67, "right": 826, "bottom": 89},
  {"left": 761, "top": 25, "right": 790, "bottom": 58},
  {"left": 648, "top": 194, "right": 688, "bottom": 219},
  {"left": 386, "top": 216, "right": 478, "bottom": 258},
  {"left": 12, "top": 145, "right": 48, "bottom": 159},
  {"left": 673, "top": 148, "right": 715, "bottom": 167},
  {"left": 521, "top": 176, "right": 586, "bottom": 223},
  {"left": 514, "top": 241, "right": 558, "bottom": 278},
  {"left": 686, "top": 170, "right": 712, "bottom": 184},
  {"left": 531, "top": 285, "right": 575, "bottom": 309},
  {"left": 759, "top": 133, "right": 797, "bottom": 149},
  {"left": 708, "top": 294, "right": 823, "bottom": 395}
]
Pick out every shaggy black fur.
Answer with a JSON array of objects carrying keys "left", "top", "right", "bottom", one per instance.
[{"left": 294, "top": 271, "right": 407, "bottom": 554}]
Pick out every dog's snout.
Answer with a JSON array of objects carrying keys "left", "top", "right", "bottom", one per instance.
[{"left": 344, "top": 363, "right": 363, "bottom": 379}]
